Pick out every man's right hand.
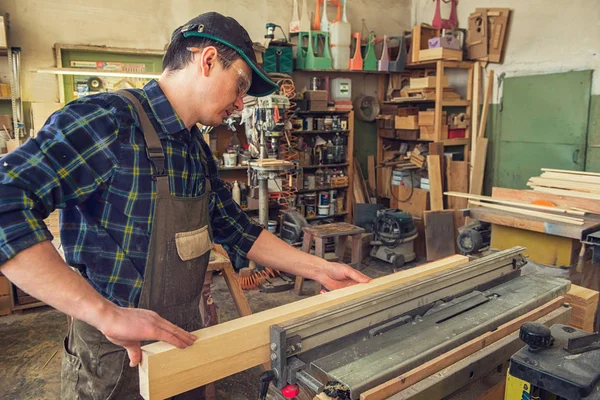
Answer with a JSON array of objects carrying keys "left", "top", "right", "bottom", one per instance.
[{"left": 99, "top": 306, "right": 197, "bottom": 367}]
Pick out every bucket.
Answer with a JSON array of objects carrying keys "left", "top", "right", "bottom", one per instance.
[
  {"left": 306, "top": 205, "right": 317, "bottom": 218},
  {"left": 267, "top": 220, "right": 278, "bottom": 233},
  {"left": 305, "top": 193, "right": 317, "bottom": 206},
  {"left": 318, "top": 205, "right": 330, "bottom": 217}
]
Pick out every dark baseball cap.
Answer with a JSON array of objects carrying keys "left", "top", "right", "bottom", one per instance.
[{"left": 174, "top": 12, "right": 278, "bottom": 97}]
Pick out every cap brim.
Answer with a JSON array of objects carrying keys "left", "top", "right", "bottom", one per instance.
[{"left": 182, "top": 31, "right": 279, "bottom": 97}]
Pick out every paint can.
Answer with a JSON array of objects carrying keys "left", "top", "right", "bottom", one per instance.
[
  {"left": 318, "top": 191, "right": 330, "bottom": 206},
  {"left": 267, "top": 220, "right": 278, "bottom": 233},
  {"left": 306, "top": 205, "right": 316, "bottom": 218},
  {"left": 318, "top": 205, "right": 330, "bottom": 217}
]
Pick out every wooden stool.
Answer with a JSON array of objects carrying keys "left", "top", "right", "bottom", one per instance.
[{"left": 294, "top": 223, "right": 365, "bottom": 296}]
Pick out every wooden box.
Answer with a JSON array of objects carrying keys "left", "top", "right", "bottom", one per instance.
[
  {"left": 396, "top": 129, "right": 419, "bottom": 140},
  {"left": 418, "top": 48, "right": 463, "bottom": 62},
  {"left": 0, "top": 276, "right": 10, "bottom": 297},
  {"left": 378, "top": 129, "right": 396, "bottom": 139},
  {"left": 397, "top": 107, "right": 420, "bottom": 117},
  {"left": 420, "top": 124, "right": 449, "bottom": 141},
  {"left": 410, "top": 76, "right": 449, "bottom": 89},
  {"left": 307, "top": 100, "right": 328, "bottom": 112},
  {"left": 395, "top": 115, "right": 419, "bottom": 130},
  {"left": 0, "top": 83, "right": 10, "bottom": 98},
  {"left": 376, "top": 116, "right": 395, "bottom": 129},
  {"left": 331, "top": 176, "right": 349, "bottom": 187},
  {"left": 412, "top": 25, "right": 464, "bottom": 63},
  {"left": 419, "top": 111, "right": 447, "bottom": 126}
]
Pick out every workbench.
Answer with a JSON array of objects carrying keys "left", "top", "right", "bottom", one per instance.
[{"left": 467, "top": 188, "right": 600, "bottom": 267}]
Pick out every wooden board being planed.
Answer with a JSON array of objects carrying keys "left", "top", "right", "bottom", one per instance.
[
  {"left": 492, "top": 187, "right": 600, "bottom": 215},
  {"left": 139, "top": 255, "right": 469, "bottom": 399}
]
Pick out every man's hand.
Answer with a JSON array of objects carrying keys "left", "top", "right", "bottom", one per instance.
[
  {"left": 315, "top": 262, "right": 371, "bottom": 290},
  {"left": 99, "top": 307, "right": 197, "bottom": 367}
]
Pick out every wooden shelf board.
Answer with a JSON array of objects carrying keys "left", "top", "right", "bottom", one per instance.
[
  {"left": 218, "top": 166, "right": 249, "bottom": 171},
  {"left": 442, "top": 138, "right": 469, "bottom": 146},
  {"left": 296, "top": 110, "right": 351, "bottom": 116},
  {"left": 292, "top": 129, "right": 349, "bottom": 135},
  {"left": 294, "top": 69, "right": 389, "bottom": 75},
  {"left": 442, "top": 100, "right": 470, "bottom": 106},
  {"left": 297, "top": 185, "right": 349, "bottom": 194},
  {"left": 406, "top": 60, "right": 475, "bottom": 70},
  {"left": 306, "top": 212, "right": 348, "bottom": 221},
  {"left": 301, "top": 163, "right": 348, "bottom": 169}
]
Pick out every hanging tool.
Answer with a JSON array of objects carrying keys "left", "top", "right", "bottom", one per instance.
[{"left": 432, "top": 0, "right": 458, "bottom": 30}]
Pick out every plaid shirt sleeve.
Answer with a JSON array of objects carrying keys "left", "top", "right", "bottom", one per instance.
[
  {"left": 0, "top": 98, "right": 120, "bottom": 265},
  {"left": 200, "top": 140, "right": 263, "bottom": 265}
]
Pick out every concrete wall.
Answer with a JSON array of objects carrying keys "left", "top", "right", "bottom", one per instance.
[{"left": 2, "top": 0, "right": 411, "bottom": 103}]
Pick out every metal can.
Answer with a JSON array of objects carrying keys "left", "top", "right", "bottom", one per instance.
[{"left": 318, "top": 191, "right": 330, "bottom": 206}]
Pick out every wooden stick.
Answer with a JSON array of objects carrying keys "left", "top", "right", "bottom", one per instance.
[
  {"left": 528, "top": 177, "right": 600, "bottom": 194},
  {"left": 541, "top": 168, "right": 600, "bottom": 178},
  {"left": 478, "top": 69, "right": 494, "bottom": 139},
  {"left": 471, "top": 62, "right": 481, "bottom": 170},
  {"left": 469, "top": 201, "right": 584, "bottom": 225},
  {"left": 139, "top": 255, "right": 469, "bottom": 399},
  {"left": 427, "top": 155, "right": 444, "bottom": 210},
  {"left": 468, "top": 137, "right": 488, "bottom": 195},
  {"left": 444, "top": 191, "right": 585, "bottom": 216},
  {"left": 360, "top": 296, "right": 565, "bottom": 400}
]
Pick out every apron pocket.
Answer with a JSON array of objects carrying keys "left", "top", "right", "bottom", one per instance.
[
  {"left": 60, "top": 335, "right": 82, "bottom": 398},
  {"left": 175, "top": 226, "right": 213, "bottom": 261}
]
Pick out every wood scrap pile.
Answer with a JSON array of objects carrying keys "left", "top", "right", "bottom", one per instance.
[
  {"left": 527, "top": 168, "right": 600, "bottom": 200},
  {"left": 353, "top": 157, "right": 374, "bottom": 204},
  {"left": 409, "top": 144, "right": 428, "bottom": 168},
  {"left": 445, "top": 191, "right": 586, "bottom": 225},
  {"left": 564, "top": 285, "right": 599, "bottom": 332}
]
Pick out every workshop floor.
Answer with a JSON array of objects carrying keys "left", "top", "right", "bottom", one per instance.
[{"left": 0, "top": 257, "right": 568, "bottom": 400}]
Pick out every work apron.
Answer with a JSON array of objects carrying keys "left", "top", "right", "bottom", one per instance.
[{"left": 61, "top": 90, "right": 215, "bottom": 399}]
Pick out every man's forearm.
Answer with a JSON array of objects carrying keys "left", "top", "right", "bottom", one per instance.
[
  {"left": 247, "top": 230, "right": 325, "bottom": 279},
  {"left": 0, "top": 241, "right": 115, "bottom": 330}
]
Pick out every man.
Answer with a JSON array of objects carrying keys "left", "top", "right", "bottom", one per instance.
[{"left": 0, "top": 12, "right": 370, "bottom": 399}]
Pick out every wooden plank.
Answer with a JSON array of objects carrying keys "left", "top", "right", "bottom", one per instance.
[
  {"left": 532, "top": 186, "right": 600, "bottom": 201},
  {"left": 391, "top": 186, "right": 431, "bottom": 219},
  {"left": 541, "top": 171, "right": 600, "bottom": 186},
  {"left": 471, "top": 62, "right": 481, "bottom": 168},
  {"left": 360, "top": 296, "right": 565, "bottom": 400},
  {"left": 529, "top": 177, "right": 600, "bottom": 194},
  {"left": 435, "top": 62, "right": 445, "bottom": 141},
  {"left": 453, "top": 210, "right": 467, "bottom": 254},
  {"left": 139, "top": 255, "right": 470, "bottom": 399},
  {"left": 355, "top": 157, "right": 372, "bottom": 203},
  {"left": 542, "top": 168, "right": 600, "bottom": 177},
  {"left": 427, "top": 155, "right": 444, "bottom": 210},
  {"left": 424, "top": 210, "right": 456, "bottom": 261},
  {"left": 469, "top": 201, "right": 584, "bottom": 225},
  {"left": 367, "top": 156, "right": 376, "bottom": 194},
  {"left": 477, "top": 379, "right": 506, "bottom": 400},
  {"left": 469, "top": 137, "right": 488, "bottom": 195},
  {"left": 446, "top": 161, "right": 469, "bottom": 209},
  {"left": 445, "top": 192, "right": 586, "bottom": 216},
  {"left": 492, "top": 187, "right": 600, "bottom": 215},
  {"left": 478, "top": 69, "right": 494, "bottom": 138}
]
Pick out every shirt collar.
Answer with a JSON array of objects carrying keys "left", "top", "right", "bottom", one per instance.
[{"left": 142, "top": 79, "right": 188, "bottom": 135}]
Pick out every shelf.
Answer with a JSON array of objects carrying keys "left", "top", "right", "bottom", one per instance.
[
  {"left": 442, "top": 100, "right": 471, "bottom": 106},
  {"left": 442, "top": 138, "right": 469, "bottom": 146},
  {"left": 294, "top": 69, "right": 390, "bottom": 75},
  {"left": 406, "top": 60, "right": 475, "bottom": 70},
  {"left": 0, "top": 97, "right": 10, "bottom": 101},
  {"left": 301, "top": 163, "right": 348, "bottom": 169},
  {"left": 297, "top": 185, "right": 348, "bottom": 194},
  {"left": 306, "top": 212, "right": 348, "bottom": 221},
  {"left": 218, "top": 166, "right": 249, "bottom": 171},
  {"left": 34, "top": 67, "right": 160, "bottom": 79},
  {"left": 292, "top": 129, "right": 349, "bottom": 135},
  {"left": 296, "top": 110, "right": 351, "bottom": 116}
]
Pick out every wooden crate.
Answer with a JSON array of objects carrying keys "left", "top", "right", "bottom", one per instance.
[
  {"left": 419, "top": 111, "right": 447, "bottom": 126},
  {"left": 410, "top": 76, "right": 449, "bottom": 89},
  {"left": 420, "top": 124, "right": 448, "bottom": 141},
  {"left": 395, "top": 115, "right": 419, "bottom": 130},
  {"left": 331, "top": 176, "right": 349, "bottom": 187}
]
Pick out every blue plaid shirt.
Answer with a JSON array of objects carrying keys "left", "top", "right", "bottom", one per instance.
[{"left": 0, "top": 80, "right": 262, "bottom": 307}]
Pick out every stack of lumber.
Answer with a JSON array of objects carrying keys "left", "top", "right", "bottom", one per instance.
[
  {"left": 565, "top": 284, "right": 599, "bottom": 332},
  {"left": 527, "top": 168, "right": 600, "bottom": 200},
  {"left": 409, "top": 144, "right": 428, "bottom": 168},
  {"left": 444, "top": 192, "right": 586, "bottom": 225}
]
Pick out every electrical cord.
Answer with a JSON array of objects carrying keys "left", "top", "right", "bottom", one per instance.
[{"left": 389, "top": 169, "right": 414, "bottom": 203}]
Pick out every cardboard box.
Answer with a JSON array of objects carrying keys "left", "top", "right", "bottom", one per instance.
[
  {"left": 418, "top": 111, "right": 447, "bottom": 126},
  {"left": 420, "top": 124, "right": 449, "bottom": 141},
  {"left": 410, "top": 76, "right": 449, "bottom": 89},
  {"left": 304, "top": 90, "right": 328, "bottom": 101},
  {"left": 307, "top": 100, "right": 328, "bottom": 112},
  {"left": 395, "top": 115, "right": 419, "bottom": 130}
]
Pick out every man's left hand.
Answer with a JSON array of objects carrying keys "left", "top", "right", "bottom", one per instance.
[{"left": 316, "top": 262, "right": 371, "bottom": 290}]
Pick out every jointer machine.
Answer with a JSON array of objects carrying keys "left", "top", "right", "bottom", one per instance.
[{"left": 260, "top": 247, "right": 573, "bottom": 399}]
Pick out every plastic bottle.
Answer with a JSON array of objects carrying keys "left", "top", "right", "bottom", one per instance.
[
  {"left": 333, "top": 132, "right": 345, "bottom": 163},
  {"left": 326, "top": 140, "right": 335, "bottom": 165},
  {"left": 330, "top": 0, "right": 351, "bottom": 69},
  {"left": 315, "top": 167, "right": 326, "bottom": 188},
  {"left": 240, "top": 183, "right": 248, "bottom": 209},
  {"left": 232, "top": 181, "right": 241, "bottom": 205}
]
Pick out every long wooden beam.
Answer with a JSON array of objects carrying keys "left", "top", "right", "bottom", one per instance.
[
  {"left": 360, "top": 296, "right": 566, "bottom": 400},
  {"left": 469, "top": 201, "right": 584, "bottom": 225},
  {"left": 139, "top": 255, "right": 469, "bottom": 399}
]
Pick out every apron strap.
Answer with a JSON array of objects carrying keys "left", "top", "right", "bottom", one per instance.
[
  {"left": 197, "top": 139, "right": 212, "bottom": 194},
  {"left": 117, "top": 90, "right": 170, "bottom": 195}
]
